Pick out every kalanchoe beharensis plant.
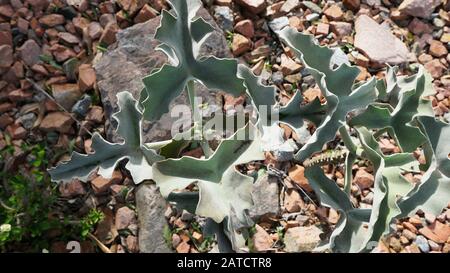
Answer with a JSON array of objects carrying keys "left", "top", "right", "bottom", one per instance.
[{"left": 49, "top": 0, "right": 450, "bottom": 253}]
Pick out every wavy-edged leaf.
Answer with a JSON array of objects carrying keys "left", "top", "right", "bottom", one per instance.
[
  {"left": 153, "top": 123, "right": 265, "bottom": 223},
  {"left": 278, "top": 27, "right": 377, "bottom": 161},
  {"left": 141, "top": 0, "right": 245, "bottom": 121},
  {"left": 350, "top": 67, "right": 435, "bottom": 152},
  {"left": 355, "top": 127, "right": 419, "bottom": 250},
  {"left": 49, "top": 92, "right": 163, "bottom": 184},
  {"left": 398, "top": 116, "right": 450, "bottom": 217}
]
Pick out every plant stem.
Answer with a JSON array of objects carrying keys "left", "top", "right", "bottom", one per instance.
[
  {"left": 339, "top": 125, "right": 357, "bottom": 155},
  {"left": 187, "top": 81, "right": 213, "bottom": 158}
]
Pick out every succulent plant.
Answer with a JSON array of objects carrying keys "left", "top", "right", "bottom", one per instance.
[{"left": 49, "top": 0, "right": 449, "bottom": 253}]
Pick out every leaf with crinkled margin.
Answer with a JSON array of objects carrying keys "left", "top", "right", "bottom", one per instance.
[
  {"left": 350, "top": 67, "right": 435, "bottom": 152},
  {"left": 277, "top": 27, "right": 377, "bottom": 161},
  {"left": 398, "top": 116, "right": 450, "bottom": 217},
  {"left": 305, "top": 165, "right": 370, "bottom": 253},
  {"left": 355, "top": 127, "right": 419, "bottom": 252},
  {"left": 49, "top": 92, "right": 163, "bottom": 184},
  {"left": 238, "top": 64, "right": 325, "bottom": 150},
  {"left": 141, "top": 0, "right": 245, "bottom": 121},
  {"left": 153, "top": 123, "right": 265, "bottom": 223}
]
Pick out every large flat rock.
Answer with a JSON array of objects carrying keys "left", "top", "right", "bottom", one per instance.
[
  {"left": 354, "top": 15, "right": 410, "bottom": 66},
  {"left": 94, "top": 8, "right": 231, "bottom": 253}
]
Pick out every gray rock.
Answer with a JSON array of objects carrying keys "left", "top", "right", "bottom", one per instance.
[
  {"left": 302, "top": 1, "right": 322, "bottom": 14},
  {"left": 62, "top": 58, "right": 78, "bottom": 82},
  {"left": 180, "top": 210, "right": 194, "bottom": 222},
  {"left": 284, "top": 225, "right": 323, "bottom": 252},
  {"left": 18, "top": 39, "right": 41, "bottom": 66},
  {"left": 71, "top": 94, "right": 92, "bottom": 117},
  {"left": 305, "top": 13, "right": 320, "bottom": 22},
  {"left": 19, "top": 112, "right": 36, "bottom": 129},
  {"left": 271, "top": 71, "right": 284, "bottom": 85},
  {"left": 414, "top": 235, "right": 430, "bottom": 253},
  {"left": 95, "top": 8, "right": 226, "bottom": 144},
  {"left": 135, "top": 182, "right": 172, "bottom": 253},
  {"left": 213, "top": 6, "right": 234, "bottom": 32},
  {"left": 354, "top": 15, "right": 409, "bottom": 65},
  {"left": 248, "top": 174, "right": 280, "bottom": 221},
  {"left": 362, "top": 0, "right": 381, "bottom": 7},
  {"left": 268, "top": 17, "right": 289, "bottom": 33}
]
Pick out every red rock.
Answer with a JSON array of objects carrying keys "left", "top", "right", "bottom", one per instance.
[
  {"left": 418, "top": 53, "right": 433, "bottom": 64},
  {"left": 429, "top": 221, "right": 450, "bottom": 243},
  {"left": 50, "top": 44, "right": 76, "bottom": 62},
  {"left": 0, "top": 102, "right": 14, "bottom": 113},
  {"left": 8, "top": 89, "right": 32, "bottom": 102},
  {"left": 52, "top": 83, "right": 82, "bottom": 110},
  {"left": 234, "top": 19, "right": 254, "bottom": 39},
  {"left": 303, "top": 88, "right": 322, "bottom": 102},
  {"left": 99, "top": 14, "right": 116, "bottom": 28},
  {"left": 408, "top": 18, "right": 433, "bottom": 35},
  {"left": 330, "top": 21, "right": 352, "bottom": 37},
  {"left": 126, "top": 235, "right": 139, "bottom": 253},
  {"left": 28, "top": 0, "right": 49, "bottom": 11},
  {"left": 215, "top": 0, "right": 232, "bottom": 6},
  {"left": 235, "top": 0, "right": 267, "bottom": 14},
  {"left": 110, "top": 184, "right": 125, "bottom": 196},
  {"left": 99, "top": 22, "right": 119, "bottom": 45},
  {"left": 343, "top": 0, "right": 360, "bottom": 11},
  {"left": 288, "top": 16, "right": 304, "bottom": 31},
  {"left": 59, "top": 179, "right": 86, "bottom": 198},
  {"left": 354, "top": 169, "right": 374, "bottom": 190},
  {"left": 424, "top": 59, "right": 446, "bottom": 78},
  {"left": 0, "top": 5, "right": 14, "bottom": 18},
  {"left": 280, "top": 54, "right": 301, "bottom": 75},
  {"left": 115, "top": 206, "right": 136, "bottom": 230},
  {"left": 18, "top": 39, "right": 41, "bottom": 66},
  {"left": 91, "top": 170, "right": 123, "bottom": 194},
  {"left": 405, "top": 244, "right": 421, "bottom": 253},
  {"left": 58, "top": 32, "right": 80, "bottom": 44},
  {"left": 17, "top": 17, "right": 29, "bottom": 34},
  {"left": 429, "top": 40, "right": 448, "bottom": 58},
  {"left": 78, "top": 64, "right": 96, "bottom": 92},
  {"left": 231, "top": 33, "right": 252, "bottom": 56},
  {"left": 288, "top": 164, "right": 313, "bottom": 192},
  {"left": 86, "top": 106, "right": 104, "bottom": 123},
  {"left": 176, "top": 241, "right": 190, "bottom": 253},
  {"left": 31, "top": 64, "right": 48, "bottom": 76},
  {"left": 40, "top": 112, "right": 74, "bottom": 133},
  {"left": 39, "top": 14, "right": 65, "bottom": 27},
  {"left": 0, "top": 45, "right": 13, "bottom": 68},
  {"left": 72, "top": 16, "right": 90, "bottom": 33},
  {"left": 324, "top": 5, "right": 344, "bottom": 21},
  {"left": 284, "top": 189, "right": 305, "bottom": 213},
  {"left": 0, "top": 30, "right": 12, "bottom": 46},
  {"left": 117, "top": 0, "right": 146, "bottom": 15},
  {"left": 134, "top": 4, "right": 158, "bottom": 23},
  {"left": 6, "top": 124, "right": 27, "bottom": 139},
  {"left": 419, "top": 226, "right": 446, "bottom": 243},
  {"left": 316, "top": 23, "right": 330, "bottom": 35},
  {"left": 252, "top": 224, "right": 273, "bottom": 252},
  {"left": 88, "top": 22, "right": 103, "bottom": 40},
  {"left": 0, "top": 115, "right": 13, "bottom": 129}
]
